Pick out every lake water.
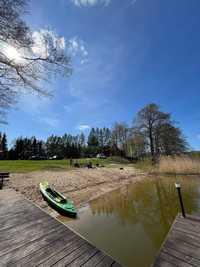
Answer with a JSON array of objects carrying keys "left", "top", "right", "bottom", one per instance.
[{"left": 58, "top": 175, "right": 200, "bottom": 267}]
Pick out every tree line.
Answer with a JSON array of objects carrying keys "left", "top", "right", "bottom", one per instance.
[{"left": 0, "top": 103, "right": 188, "bottom": 161}]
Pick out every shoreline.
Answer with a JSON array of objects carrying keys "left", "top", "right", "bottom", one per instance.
[
  {"left": 149, "top": 171, "right": 200, "bottom": 176},
  {"left": 9, "top": 166, "right": 146, "bottom": 217},
  {"left": 77, "top": 173, "right": 146, "bottom": 209}
]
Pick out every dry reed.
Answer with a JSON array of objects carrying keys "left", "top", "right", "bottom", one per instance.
[{"left": 157, "top": 156, "right": 200, "bottom": 174}]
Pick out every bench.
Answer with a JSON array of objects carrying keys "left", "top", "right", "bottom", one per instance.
[{"left": 0, "top": 172, "right": 10, "bottom": 189}]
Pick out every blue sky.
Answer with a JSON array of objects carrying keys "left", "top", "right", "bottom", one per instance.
[{"left": 2, "top": 0, "right": 200, "bottom": 149}]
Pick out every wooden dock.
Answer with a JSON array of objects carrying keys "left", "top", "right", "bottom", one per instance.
[
  {"left": 0, "top": 189, "right": 122, "bottom": 266},
  {"left": 152, "top": 213, "right": 200, "bottom": 267}
]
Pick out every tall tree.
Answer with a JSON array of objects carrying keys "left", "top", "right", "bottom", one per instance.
[
  {"left": 87, "top": 128, "right": 99, "bottom": 156},
  {"left": 134, "top": 104, "right": 170, "bottom": 161},
  {"left": 158, "top": 123, "right": 188, "bottom": 155},
  {"left": 0, "top": 132, "right": 8, "bottom": 159},
  {"left": 11, "top": 136, "right": 46, "bottom": 159},
  {"left": 126, "top": 131, "right": 146, "bottom": 158},
  {"left": 111, "top": 122, "right": 129, "bottom": 156},
  {"left": 46, "top": 135, "right": 63, "bottom": 158},
  {"left": 134, "top": 103, "right": 187, "bottom": 160},
  {"left": 1, "top": 133, "right": 8, "bottom": 159}
]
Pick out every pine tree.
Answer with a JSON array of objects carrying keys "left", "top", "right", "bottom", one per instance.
[
  {"left": 87, "top": 128, "right": 99, "bottom": 156},
  {"left": 2, "top": 133, "right": 8, "bottom": 159},
  {"left": 0, "top": 132, "right": 2, "bottom": 159}
]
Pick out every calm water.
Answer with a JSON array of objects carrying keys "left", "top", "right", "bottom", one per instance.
[{"left": 58, "top": 176, "right": 200, "bottom": 267}]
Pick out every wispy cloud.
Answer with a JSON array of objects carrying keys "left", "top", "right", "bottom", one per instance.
[
  {"left": 70, "top": 0, "right": 137, "bottom": 7},
  {"left": 32, "top": 29, "right": 65, "bottom": 58},
  {"left": 77, "top": 124, "right": 91, "bottom": 131},
  {"left": 32, "top": 31, "right": 88, "bottom": 65},
  {"left": 68, "top": 40, "right": 124, "bottom": 99},
  {"left": 67, "top": 37, "right": 88, "bottom": 64},
  {"left": 18, "top": 93, "right": 51, "bottom": 115},
  {"left": 39, "top": 117, "right": 60, "bottom": 128},
  {"left": 70, "top": 0, "right": 111, "bottom": 7}
]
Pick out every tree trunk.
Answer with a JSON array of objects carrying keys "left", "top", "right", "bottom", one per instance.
[{"left": 149, "top": 128, "right": 155, "bottom": 163}]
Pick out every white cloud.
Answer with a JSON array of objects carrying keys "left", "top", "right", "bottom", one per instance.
[
  {"left": 71, "top": 0, "right": 111, "bottom": 7},
  {"left": 77, "top": 124, "right": 91, "bottom": 131},
  {"left": 70, "top": 0, "right": 137, "bottom": 7},
  {"left": 68, "top": 37, "right": 88, "bottom": 63},
  {"left": 32, "top": 30, "right": 65, "bottom": 58},
  {"left": 32, "top": 31, "right": 88, "bottom": 65}
]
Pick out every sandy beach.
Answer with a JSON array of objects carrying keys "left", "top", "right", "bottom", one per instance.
[{"left": 9, "top": 166, "right": 145, "bottom": 216}]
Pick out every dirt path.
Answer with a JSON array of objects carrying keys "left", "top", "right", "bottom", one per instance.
[{"left": 9, "top": 166, "right": 146, "bottom": 216}]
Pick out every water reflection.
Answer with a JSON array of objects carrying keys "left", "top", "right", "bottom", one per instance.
[{"left": 64, "top": 176, "right": 200, "bottom": 267}]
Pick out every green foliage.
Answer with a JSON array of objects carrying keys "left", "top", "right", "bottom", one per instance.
[
  {"left": 87, "top": 127, "right": 112, "bottom": 157},
  {"left": 0, "top": 132, "right": 8, "bottom": 159},
  {"left": 12, "top": 136, "right": 45, "bottom": 160}
]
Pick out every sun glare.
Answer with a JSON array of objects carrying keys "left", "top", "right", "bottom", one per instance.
[{"left": 4, "top": 45, "right": 22, "bottom": 63}]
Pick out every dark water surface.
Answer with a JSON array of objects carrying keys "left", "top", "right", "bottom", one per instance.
[{"left": 59, "top": 176, "right": 200, "bottom": 267}]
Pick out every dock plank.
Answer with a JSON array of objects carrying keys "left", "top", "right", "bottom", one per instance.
[
  {"left": 9, "top": 230, "right": 76, "bottom": 266},
  {"left": 81, "top": 251, "right": 106, "bottom": 266},
  {"left": 162, "top": 246, "right": 200, "bottom": 267},
  {"left": 152, "top": 214, "right": 200, "bottom": 267},
  {"left": 51, "top": 242, "right": 94, "bottom": 266},
  {"left": 95, "top": 256, "right": 115, "bottom": 267},
  {"left": 67, "top": 246, "right": 99, "bottom": 266},
  {"left": 0, "top": 189, "right": 122, "bottom": 267},
  {"left": 0, "top": 218, "right": 61, "bottom": 257}
]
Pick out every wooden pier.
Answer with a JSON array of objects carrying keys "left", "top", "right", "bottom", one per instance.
[
  {"left": 152, "top": 213, "right": 200, "bottom": 267},
  {"left": 0, "top": 189, "right": 122, "bottom": 266}
]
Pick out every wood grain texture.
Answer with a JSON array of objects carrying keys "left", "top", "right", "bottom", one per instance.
[
  {"left": 0, "top": 189, "right": 122, "bottom": 267},
  {"left": 152, "top": 213, "right": 200, "bottom": 267}
]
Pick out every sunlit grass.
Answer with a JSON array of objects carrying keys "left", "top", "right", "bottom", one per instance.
[{"left": 0, "top": 157, "right": 132, "bottom": 172}]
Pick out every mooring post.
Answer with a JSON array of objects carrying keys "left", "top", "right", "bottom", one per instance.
[{"left": 175, "top": 182, "right": 186, "bottom": 218}]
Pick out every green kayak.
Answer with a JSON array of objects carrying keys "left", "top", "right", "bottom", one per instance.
[{"left": 39, "top": 181, "right": 77, "bottom": 217}]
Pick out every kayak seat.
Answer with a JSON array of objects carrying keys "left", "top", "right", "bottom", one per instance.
[
  {"left": 46, "top": 187, "right": 66, "bottom": 203},
  {"left": 55, "top": 197, "right": 62, "bottom": 203}
]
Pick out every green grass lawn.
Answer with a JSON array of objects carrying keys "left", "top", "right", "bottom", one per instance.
[
  {"left": 0, "top": 157, "right": 132, "bottom": 173},
  {"left": 0, "top": 160, "right": 71, "bottom": 172}
]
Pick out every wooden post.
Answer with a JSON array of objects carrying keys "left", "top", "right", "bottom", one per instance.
[
  {"left": 175, "top": 182, "right": 186, "bottom": 218},
  {"left": 0, "top": 176, "right": 3, "bottom": 190}
]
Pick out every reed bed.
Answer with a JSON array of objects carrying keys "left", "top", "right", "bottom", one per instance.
[{"left": 157, "top": 156, "right": 200, "bottom": 174}]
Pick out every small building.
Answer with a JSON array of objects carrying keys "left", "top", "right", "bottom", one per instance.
[{"left": 96, "top": 153, "right": 106, "bottom": 159}]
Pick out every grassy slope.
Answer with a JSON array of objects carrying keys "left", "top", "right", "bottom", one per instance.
[{"left": 0, "top": 157, "right": 131, "bottom": 172}]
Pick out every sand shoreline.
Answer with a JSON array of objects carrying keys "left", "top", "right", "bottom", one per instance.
[{"left": 9, "top": 166, "right": 146, "bottom": 216}]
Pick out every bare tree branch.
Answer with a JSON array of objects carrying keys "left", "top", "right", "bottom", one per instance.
[{"left": 0, "top": 0, "right": 72, "bottom": 123}]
